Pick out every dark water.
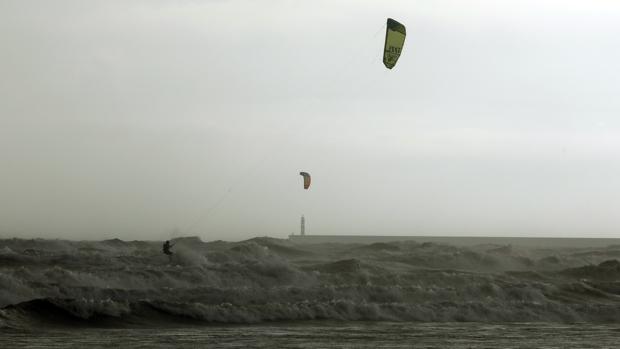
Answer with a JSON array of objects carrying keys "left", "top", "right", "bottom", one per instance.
[
  {"left": 3, "top": 238, "right": 620, "bottom": 347},
  {"left": 2, "top": 322, "right": 620, "bottom": 348}
]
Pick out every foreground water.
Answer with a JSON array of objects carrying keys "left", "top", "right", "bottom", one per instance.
[
  {"left": 2, "top": 322, "right": 620, "bottom": 348},
  {"left": 3, "top": 237, "right": 620, "bottom": 347}
]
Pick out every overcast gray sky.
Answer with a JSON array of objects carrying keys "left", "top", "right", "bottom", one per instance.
[{"left": 2, "top": 0, "right": 620, "bottom": 241}]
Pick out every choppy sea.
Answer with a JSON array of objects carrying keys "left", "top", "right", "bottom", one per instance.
[{"left": 2, "top": 322, "right": 620, "bottom": 348}]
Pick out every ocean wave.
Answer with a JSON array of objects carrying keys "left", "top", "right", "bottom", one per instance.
[
  {"left": 4, "top": 296, "right": 620, "bottom": 328},
  {"left": 1, "top": 237, "right": 620, "bottom": 327}
]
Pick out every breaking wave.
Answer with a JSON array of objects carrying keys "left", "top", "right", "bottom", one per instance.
[{"left": 2, "top": 237, "right": 620, "bottom": 328}]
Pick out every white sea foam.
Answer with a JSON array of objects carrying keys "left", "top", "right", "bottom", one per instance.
[{"left": 1, "top": 237, "right": 620, "bottom": 327}]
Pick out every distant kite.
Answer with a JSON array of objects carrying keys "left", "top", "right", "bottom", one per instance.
[
  {"left": 383, "top": 18, "right": 406, "bottom": 69},
  {"left": 299, "top": 172, "right": 311, "bottom": 190}
]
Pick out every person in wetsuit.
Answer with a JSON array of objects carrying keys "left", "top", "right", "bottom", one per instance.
[{"left": 163, "top": 240, "right": 174, "bottom": 262}]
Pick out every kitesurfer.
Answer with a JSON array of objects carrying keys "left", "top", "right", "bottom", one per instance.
[{"left": 163, "top": 240, "right": 174, "bottom": 262}]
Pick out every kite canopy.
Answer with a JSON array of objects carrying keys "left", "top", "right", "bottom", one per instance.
[
  {"left": 383, "top": 18, "right": 406, "bottom": 69},
  {"left": 299, "top": 172, "right": 311, "bottom": 190}
]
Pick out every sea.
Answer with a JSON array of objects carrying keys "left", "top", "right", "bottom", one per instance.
[{"left": 2, "top": 322, "right": 620, "bottom": 348}]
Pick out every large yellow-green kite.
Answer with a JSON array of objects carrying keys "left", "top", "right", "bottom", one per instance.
[{"left": 383, "top": 18, "right": 406, "bottom": 69}]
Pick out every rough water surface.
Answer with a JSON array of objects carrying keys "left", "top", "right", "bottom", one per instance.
[
  {"left": 2, "top": 322, "right": 620, "bottom": 348},
  {"left": 2, "top": 236, "right": 620, "bottom": 328}
]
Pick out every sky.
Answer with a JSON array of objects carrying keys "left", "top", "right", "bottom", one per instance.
[{"left": 1, "top": 0, "right": 620, "bottom": 241}]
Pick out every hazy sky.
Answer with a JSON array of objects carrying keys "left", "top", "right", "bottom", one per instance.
[{"left": 2, "top": 0, "right": 620, "bottom": 241}]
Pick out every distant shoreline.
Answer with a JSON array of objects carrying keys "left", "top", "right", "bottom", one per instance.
[{"left": 288, "top": 235, "right": 620, "bottom": 248}]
